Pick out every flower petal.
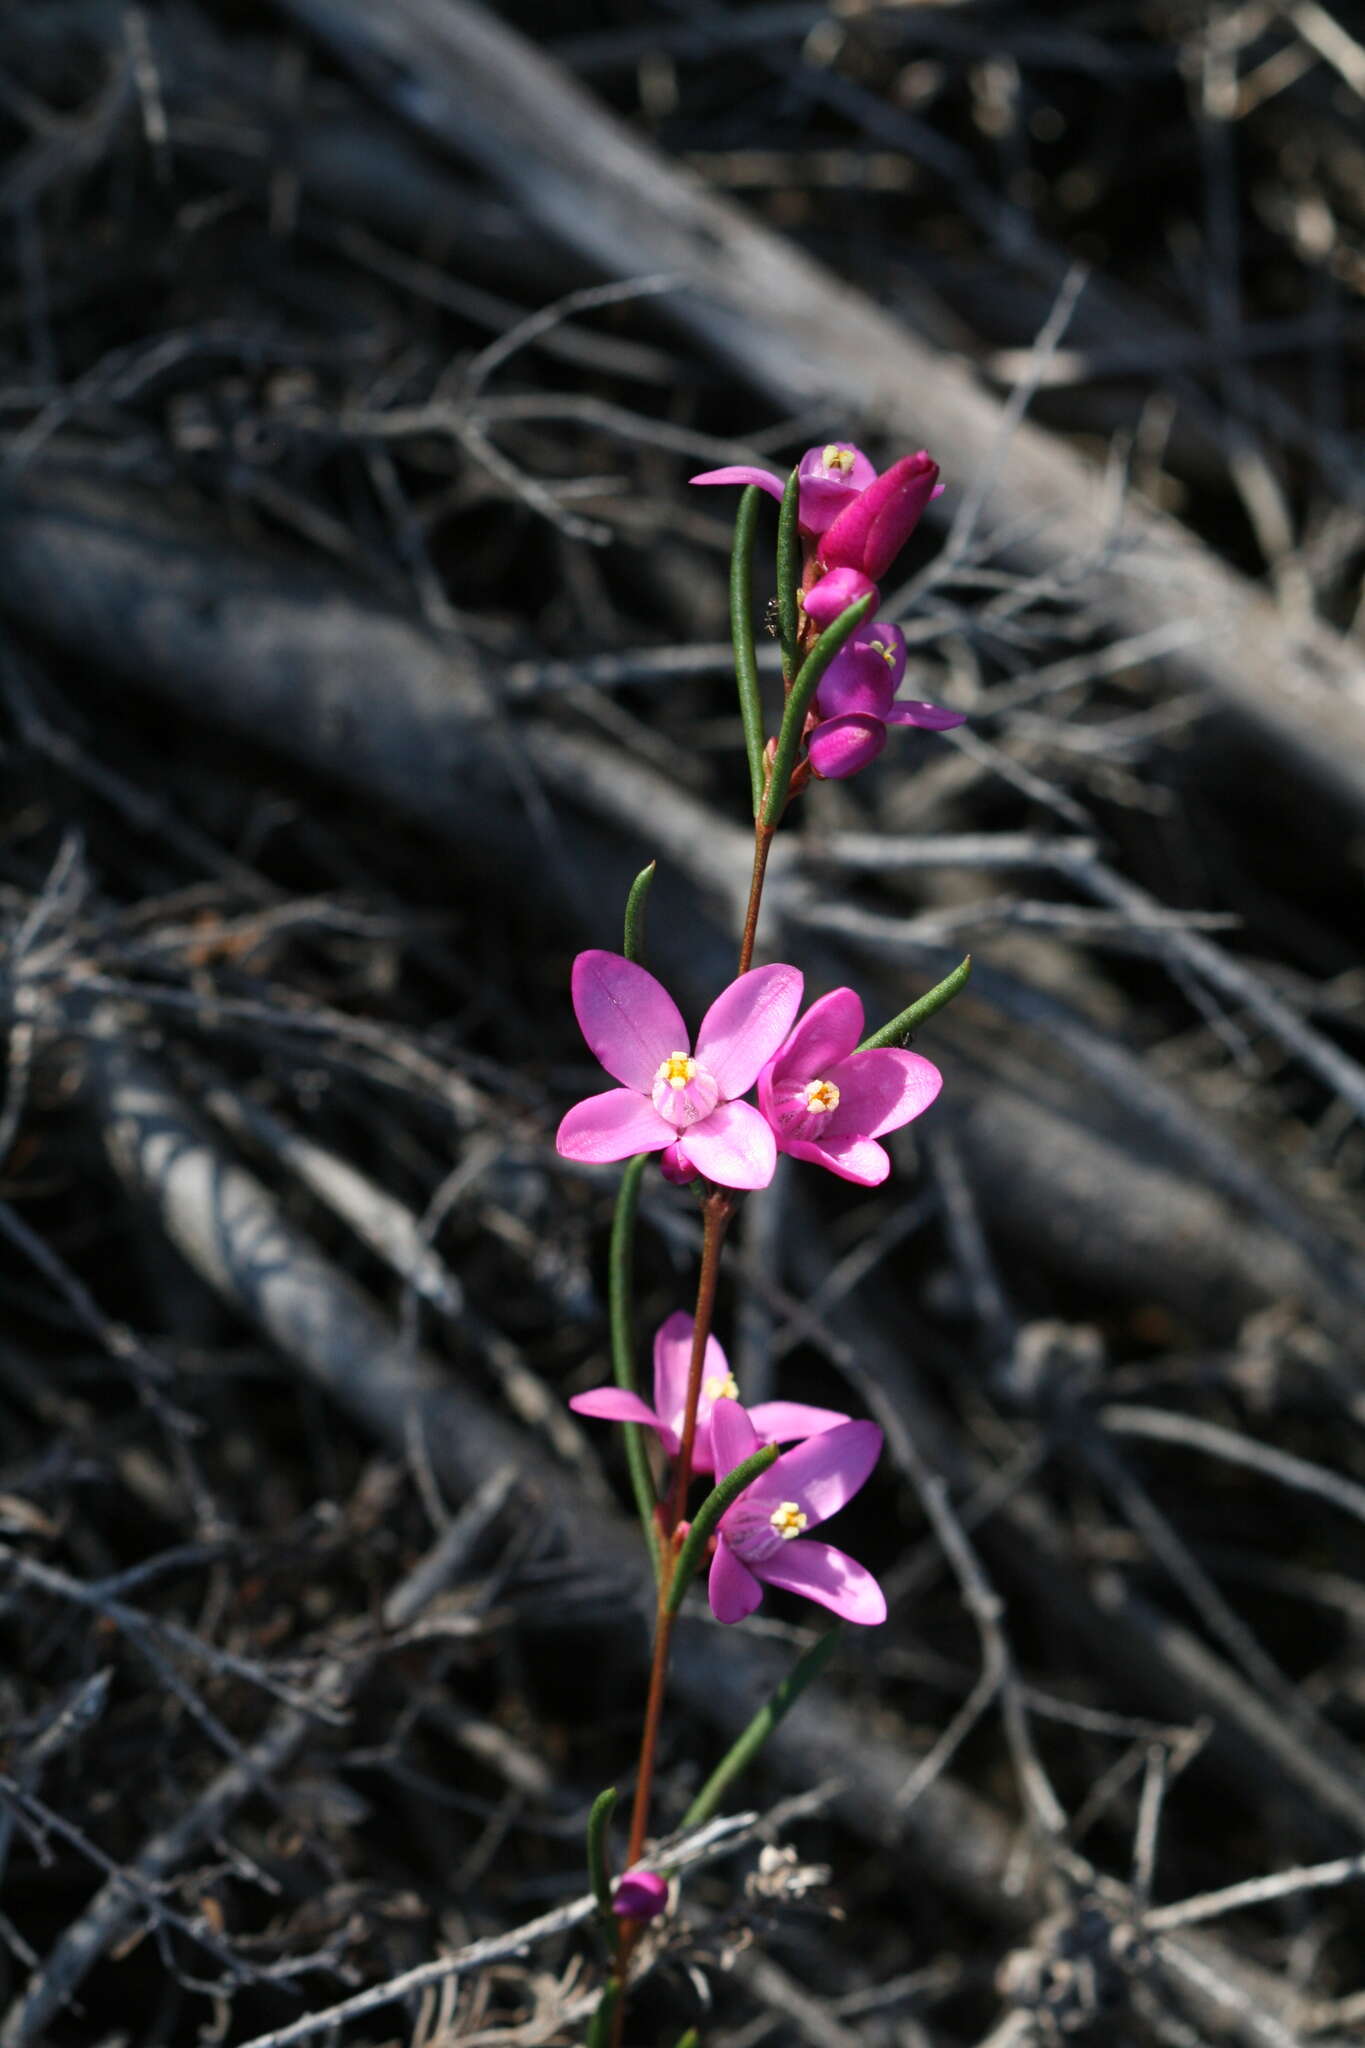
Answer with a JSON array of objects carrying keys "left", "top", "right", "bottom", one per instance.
[
  {"left": 568, "top": 1387, "right": 662, "bottom": 1431},
  {"left": 652, "top": 1312, "right": 728, "bottom": 1448},
  {"left": 765, "top": 987, "right": 864, "bottom": 1088},
  {"left": 678, "top": 1099, "right": 777, "bottom": 1190},
  {"left": 748, "top": 1400, "right": 850, "bottom": 1444},
  {"left": 696, "top": 963, "right": 804, "bottom": 1098},
  {"left": 779, "top": 1132, "right": 892, "bottom": 1186},
  {"left": 709, "top": 1395, "right": 762, "bottom": 1483},
  {"left": 556, "top": 1089, "right": 674, "bottom": 1164},
  {"left": 826, "top": 1049, "right": 943, "bottom": 1139},
  {"left": 571, "top": 951, "right": 688, "bottom": 1092},
  {"left": 808, "top": 714, "right": 887, "bottom": 781},
  {"left": 756, "top": 1418, "right": 883, "bottom": 1525},
  {"left": 689, "top": 465, "right": 785, "bottom": 502},
  {"left": 814, "top": 643, "right": 896, "bottom": 722},
  {"left": 709, "top": 1538, "right": 764, "bottom": 1624},
  {"left": 885, "top": 699, "right": 967, "bottom": 731},
  {"left": 753, "top": 1538, "right": 886, "bottom": 1625}
]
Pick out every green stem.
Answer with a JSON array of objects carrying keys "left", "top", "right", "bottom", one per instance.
[
  {"left": 857, "top": 955, "right": 973, "bottom": 1052},
  {"left": 587, "top": 1785, "right": 618, "bottom": 1919},
  {"left": 680, "top": 1628, "right": 843, "bottom": 1830},
  {"left": 760, "top": 594, "right": 874, "bottom": 830},
  {"left": 775, "top": 468, "right": 800, "bottom": 683},
  {"left": 666, "top": 1444, "right": 779, "bottom": 1617},
  {"left": 609, "top": 1153, "right": 660, "bottom": 1579},
  {"left": 622, "top": 861, "right": 656, "bottom": 965},
  {"left": 729, "top": 485, "right": 767, "bottom": 818},
  {"left": 586, "top": 1981, "right": 620, "bottom": 2048}
]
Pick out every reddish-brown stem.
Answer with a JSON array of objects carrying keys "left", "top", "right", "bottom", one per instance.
[
  {"left": 737, "top": 821, "right": 775, "bottom": 977},
  {"left": 608, "top": 816, "right": 778, "bottom": 2043}
]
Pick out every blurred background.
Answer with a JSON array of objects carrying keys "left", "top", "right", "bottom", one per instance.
[{"left": 2, "top": 3, "right": 1365, "bottom": 2043}]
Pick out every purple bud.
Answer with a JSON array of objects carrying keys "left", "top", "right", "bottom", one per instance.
[
  {"left": 820, "top": 452, "right": 941, "bottom": 580},
  {"left": 659, "top": 1142, "right": 696, "bottom": 1185},
  {"left": 807, "top": 714, "right": 888, "bottom": 780},
  {"left": 613, "top": 1869, "right": 669, "bottom": 1919},
  {"left": 802, "top": 568, "right": 878, "bottom": 628}
]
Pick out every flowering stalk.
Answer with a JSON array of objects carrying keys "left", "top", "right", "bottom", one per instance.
[{"left": 566, "top": 442, "right": 977, "bottom": 2047}]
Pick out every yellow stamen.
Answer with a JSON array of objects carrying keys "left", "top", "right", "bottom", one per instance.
[
  {"left": 802, "top": 1079, "right": 840, "bottom": 1115},
  {"left": 769, "top": 1501, "right": 808, "bottom": 1540},
  {"left": 867, "top": 637, "right": 897, "bottom": 668},
  {"left": 822, "top": 444, "right": 856, "bottom": 474},
  {"left": 656, "top": 1051, "right": 697, "bottom": 1091},
  {"left": 703, "top": 1371, "right": 739, "bottom": 1403}
]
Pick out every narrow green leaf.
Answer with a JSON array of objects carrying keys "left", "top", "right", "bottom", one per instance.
[
  {"left": 609, "top": 1153, "right": 661, "bottom": 1580},
  {"left": 775, "top": 467, "right": 800, "bottom": 681},
  {"left": 680, "top": 1628, "right": 842, "bottom": 1830},
  {"left": 585, "top": 1981, "right": 620, "bottom": 2048},
  {"left": 857, "top": 955, "right": 972, "bottom": 1052},
  {"left": 675, "top": 2032, "right": 701, "bottom": 2048},
  {"left": 623, "top": 861, "right": 656, "bottom": 966},
  {"left": 760, "top": 595, "right": 874, "bottom": 830},
  {"left": 730, "top": 484, "right": 767, "bottom": 818},
  {"left": 665, "top": 1443, "right": 779, "bottom": 1617},
  {"left": 586, "top": 1785, "right": 618, "bottom": 1919}
]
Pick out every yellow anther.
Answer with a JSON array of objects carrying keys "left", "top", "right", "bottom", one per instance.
[
  {"left": 703, "top": 1372, "right": 739, "bottom": 1403},
  {"left": 769, "top": 1501, "right": 808, "bottom": 1540},
  {"left": 868, "top": 637, "right": 897, "bottom": 667},
  {"left": 822, "top": 444, "right": 856, "bottom": 474},
  {"left": 656, "top": 1052, "right": 697, "bottom": 1091},
  {"left": 802, "top": 1079, "right": 841, "bottom": 1115}
]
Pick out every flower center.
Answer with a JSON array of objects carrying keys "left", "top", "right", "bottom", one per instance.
[
  {"left": 867, "top": 637, "right": 897, "bottom": 668},
  {"left": 651, "top": 1051, "right": 720, "bottom": 1129},
  {"left": 821, "top": 444, "right": 856, "bottom": 475},
  {"left": 769, "top": 1501, "right": 808, "bottom": 1540},
  {"left": 703, "top": 1371, "right": 739, "bottom": 1403},
  {"left": 802, "top": 1078, "right": 840, "bottom": 1115}
]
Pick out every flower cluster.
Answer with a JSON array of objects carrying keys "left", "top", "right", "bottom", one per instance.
[
  {"left": 571, "top": 1315, "right": 885, "bottom": 1626},
  {"left": 556, "top": 952, "right": 942, "bottom": 1191},
  {"left": 691, "top": 442, "right": 964, "bottom": 778}
]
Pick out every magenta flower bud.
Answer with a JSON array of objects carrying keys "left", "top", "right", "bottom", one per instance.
[
  {"left": 802, "top": 567, "right": 878, "bottom": 628},
  {"left": 820, "top": 452, "right": 941, "bottom": 581},
  {"left": 807, "top": 714, "right": 887, "bottom": 780},
  {"left": 659, "top": 1142, "right": 696, "bottom": 1186},
  {"left": 612, "top": 1868, "right": 669, "bottom": 1919},
  {"left": 794, "top": 442, "right": 877, "bottom": 534}
]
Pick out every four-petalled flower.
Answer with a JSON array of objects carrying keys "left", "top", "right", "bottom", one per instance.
[
  {"left": 758, "top": 987, "right": 942, "bottom": 1185},
  {"left": 708, "top": 1398, "right": 886, "bottom": 1625},
  {"left": 556, "top": 951, "right": 802, "bottom": 1191},
  {"left": 569, "top": 1313, "right": 848, "bottom": 1474}
]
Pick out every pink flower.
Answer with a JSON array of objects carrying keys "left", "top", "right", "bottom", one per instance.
[
  {"left": 556, "top": 952, "right": 802, "bottom": 1191},
  {"left": 690, "top": 442, "right": 876, "bottom": 537},
  {"left": 758, "top": 988, "right": 942, "bottom": 1185},
  {"left": 819, "top": 452, "right": 942, "bottom": 581},
  {"left": 569, "top": 1312, "right": 848, "bottom": 1475},
  {"left": 612, "top": 1868, "right": 669, "bottom": 1919},
  {"left": 708, "top": 1399, "right": 886, "bottom": 1626},
  {"left": 806, "top": 621, "right": 966, "bottom": 781}
]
